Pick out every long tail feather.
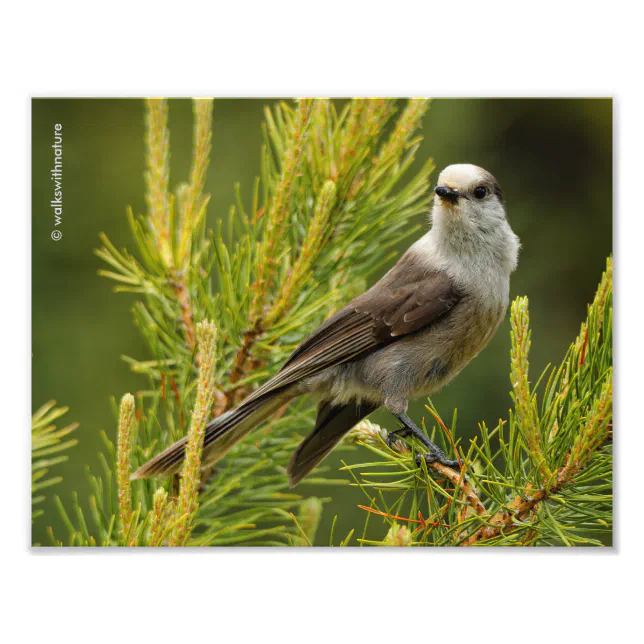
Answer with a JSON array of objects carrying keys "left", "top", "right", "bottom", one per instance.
[{"left": 131, "top": 391, "right": 290, "bottom": 480}]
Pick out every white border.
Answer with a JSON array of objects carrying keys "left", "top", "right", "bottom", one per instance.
[{"left": 4, "top": 2, "right": 642, "bottom": 642}]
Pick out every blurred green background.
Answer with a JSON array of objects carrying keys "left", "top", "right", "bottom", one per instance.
[{"left": 32, "top": 98, "right": 612, "bottom": 545}]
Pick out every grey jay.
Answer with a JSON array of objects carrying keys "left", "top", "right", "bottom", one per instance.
[{"left": 132, "top": 164, "right": 520, "bottom": 487}]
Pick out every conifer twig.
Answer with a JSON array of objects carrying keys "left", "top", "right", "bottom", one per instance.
[
  {"left": 422, "top": 406, "right": 486, "bottom": 517},
  {"left": 267, "top": 179, "right": 337, "bottom": 323},
  {"left": 144, "top": 98, "right": 172, "bottom": 268},
  {"left": 31, "top": 401, "right": 78, "bottom": 523},
  {"left": 170, "top": 320, "right": 218, "bottom": 546},
  {"left": 116, "top": 393, "right": 136, "bottom": 544},
  {"left": 428, "top": 462, "right": 487, "bottom": 517},
  {"left": 249, "top": 98, "right": 315, "bottom": 322},
  {"left": 510, "top": 297, "right": 552, "bottom": 481},
  {"left": 367, "top": 98, "right": 430, "bottom": 190},
  {"left": 177, "top": 98, "right": 213, "bottom": 265},
  {"left": 148, "top": 488, "right": 171, "bottom": 547}
]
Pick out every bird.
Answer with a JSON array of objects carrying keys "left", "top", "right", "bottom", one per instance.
[{"left": 132, "top": 163, "right": 520, "bottom": 487}]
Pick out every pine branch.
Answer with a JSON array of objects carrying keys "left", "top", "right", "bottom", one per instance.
[{"left": 349, "top": 258, "right": 612, "bottom": 546}]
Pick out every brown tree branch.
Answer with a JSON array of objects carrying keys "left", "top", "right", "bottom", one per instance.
[{"left": 429, "top": 462, "right": 487, "bottom": 518}]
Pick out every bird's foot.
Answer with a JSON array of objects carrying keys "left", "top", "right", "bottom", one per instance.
[
  {"left": 391, "top": 411, "right": 461, "bottom": 469},
  {"left": 415, "top": 451, "right": 461, "bottom": 470}
]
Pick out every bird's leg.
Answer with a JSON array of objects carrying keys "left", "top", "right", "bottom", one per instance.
[{"left": 392, "top": 412, "right": 460, "bottom": 469}]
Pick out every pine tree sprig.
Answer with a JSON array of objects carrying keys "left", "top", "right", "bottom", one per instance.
[
  {"left": 148, "top": 487, "right": 170, "bottom": 547},
  {"left": 31, "top": 401, "right": 78, "bottom": 524},
  {"left": 144, "top": 98, "right": 172, "bottom": 268},
  {"left": 116, "top": 393, "right": 136, "bottom": 544},
  {"left": 249, "top": 98, "right": 315, "bottom": 323},
  {"left": 266, "top": 179, "right": 337, "bottom": 324},
  {"left": 510, "top": 296, "right": 553, "bottom": 481},
  {"left": 170, "top": 320, "right": 218, "bottom": 546},
  {"left": 177, "top": 98, "right": 214, "bottom": 267}
]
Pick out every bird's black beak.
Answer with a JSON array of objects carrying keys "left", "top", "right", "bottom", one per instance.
[{"left": 434, "top": 185, "right": 460, "bottom": 203}]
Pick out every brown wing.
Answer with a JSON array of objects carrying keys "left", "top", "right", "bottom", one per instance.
[{"left": 245, "top": 254, "right": 460, "bottom": 403}]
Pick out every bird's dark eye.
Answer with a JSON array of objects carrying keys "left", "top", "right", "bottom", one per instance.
[{"left": 473, "top": 186, "right": 487, "bottom": 199}]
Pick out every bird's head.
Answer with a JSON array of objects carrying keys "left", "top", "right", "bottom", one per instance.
[
  {"left": 430, "top": 164, "right": 519, "bottom": 272},
  {"left": 433, "top": 164, "right": 505, "bottom": 224}
]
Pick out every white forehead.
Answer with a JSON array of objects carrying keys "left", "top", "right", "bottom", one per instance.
[{"left": 438, "top": 164, "right": 486, "bottom": 189}]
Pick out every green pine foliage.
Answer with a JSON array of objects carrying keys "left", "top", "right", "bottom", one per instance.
[
  {"left": 40, "top": 98, "right": 612, "bottom": 547},
  {"left": 343, "top": 259, "right": 612, "bottom": 546},
  {"left": 32, "top": 401, "right": 78, "bottom": 526}
]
